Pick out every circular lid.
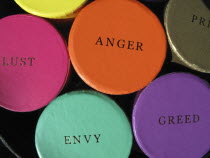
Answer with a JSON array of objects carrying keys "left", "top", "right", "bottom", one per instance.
[
  {"left": 69, "top": 0, "right": 166, "bottom": 95},
  {"left": 0, "top": 14, "right": 70, "bottom": 112},
  {"left": 35, "top": 90, "right": 132, "bottom": 158},
  {"left": 165, "top": 0, "right": 210, "bottom": 73},
  {"left": 133, "top": 73, "right": 210, "bottom": 158},
  {"left": 14, "top": 0, "right": 87, "bottom": 19}
]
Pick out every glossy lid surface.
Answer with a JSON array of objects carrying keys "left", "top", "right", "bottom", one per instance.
[
  {"left": 35, "top": 90, "right": 132, "bottom": 158},
  {"left": 69, "top": 0, "right": 166, "bottom": 95},
  {"left": 14, "top": 0, "right": 87, "bottom": 19},
  {"left": 165, "top": 0, "right": 210, "bottom": 73},
  {"left": 0, "top": 14, "right": 70, "bottom": 112},
  {"left": 133, "top": 73, "right": 210, "bottom": 158}
]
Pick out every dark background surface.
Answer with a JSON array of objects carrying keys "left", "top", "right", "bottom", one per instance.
[{"left": 0, "top": 0, "right": 210, "bottom": 158}]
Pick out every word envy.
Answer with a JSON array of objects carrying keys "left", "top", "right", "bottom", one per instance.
[{"left": 64, "top": 134, "right": 101, "bottom": 144}]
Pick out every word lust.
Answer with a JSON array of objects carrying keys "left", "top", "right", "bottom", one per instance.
[
  {"left": 158, "top": 114, "right": 200, "bottom": 125},
  {"left": 0, "top": 57, "right": 36, "bottom": 66},
  {"left": 95, "top": 37, "right": 144, "bottom": 51},
  {"left": 192, "top": 14, "right": 210, "bottom": 28},
  {"left": 64, "top": 134, "right": 101, "bottom": 144}
]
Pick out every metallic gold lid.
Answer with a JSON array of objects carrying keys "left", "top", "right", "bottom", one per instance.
[{"left": 165, "top": 0, "right": 210, "bottom": 73}]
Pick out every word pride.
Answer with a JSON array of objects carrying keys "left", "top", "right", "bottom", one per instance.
[
  {"left": 192, "top": 14, "right": 210, "bottom": 28},
  {"left": 95, "top": 37, "right": 144, "bottom": 51},
  {"left": 0, "top": 57, "right": 36, "bottom": 66},
  {"left": 64, "top": 134, "right": 101, "bottom": 144},
  {"left": 158, "top": 114, "right": 200, "bottom": 125}
]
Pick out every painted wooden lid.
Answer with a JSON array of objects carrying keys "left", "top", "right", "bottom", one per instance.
[
  {"left": 14, "top": 0, "right": 87, "bottom": 19},
  {"left": 69, "top": 0, "right": 167, "bottom": 95},
  {"left": 133, "top": 73, "right": 210, "bottom": 158},
  {"left": 35, "top": 90, "right": 132, "bottom": 158},
  {"left": 165, "top": 0, "right": 210, "bottom": 73},
  {"left": 0, "top": 14, "right": 70, "bottom": 112}
]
